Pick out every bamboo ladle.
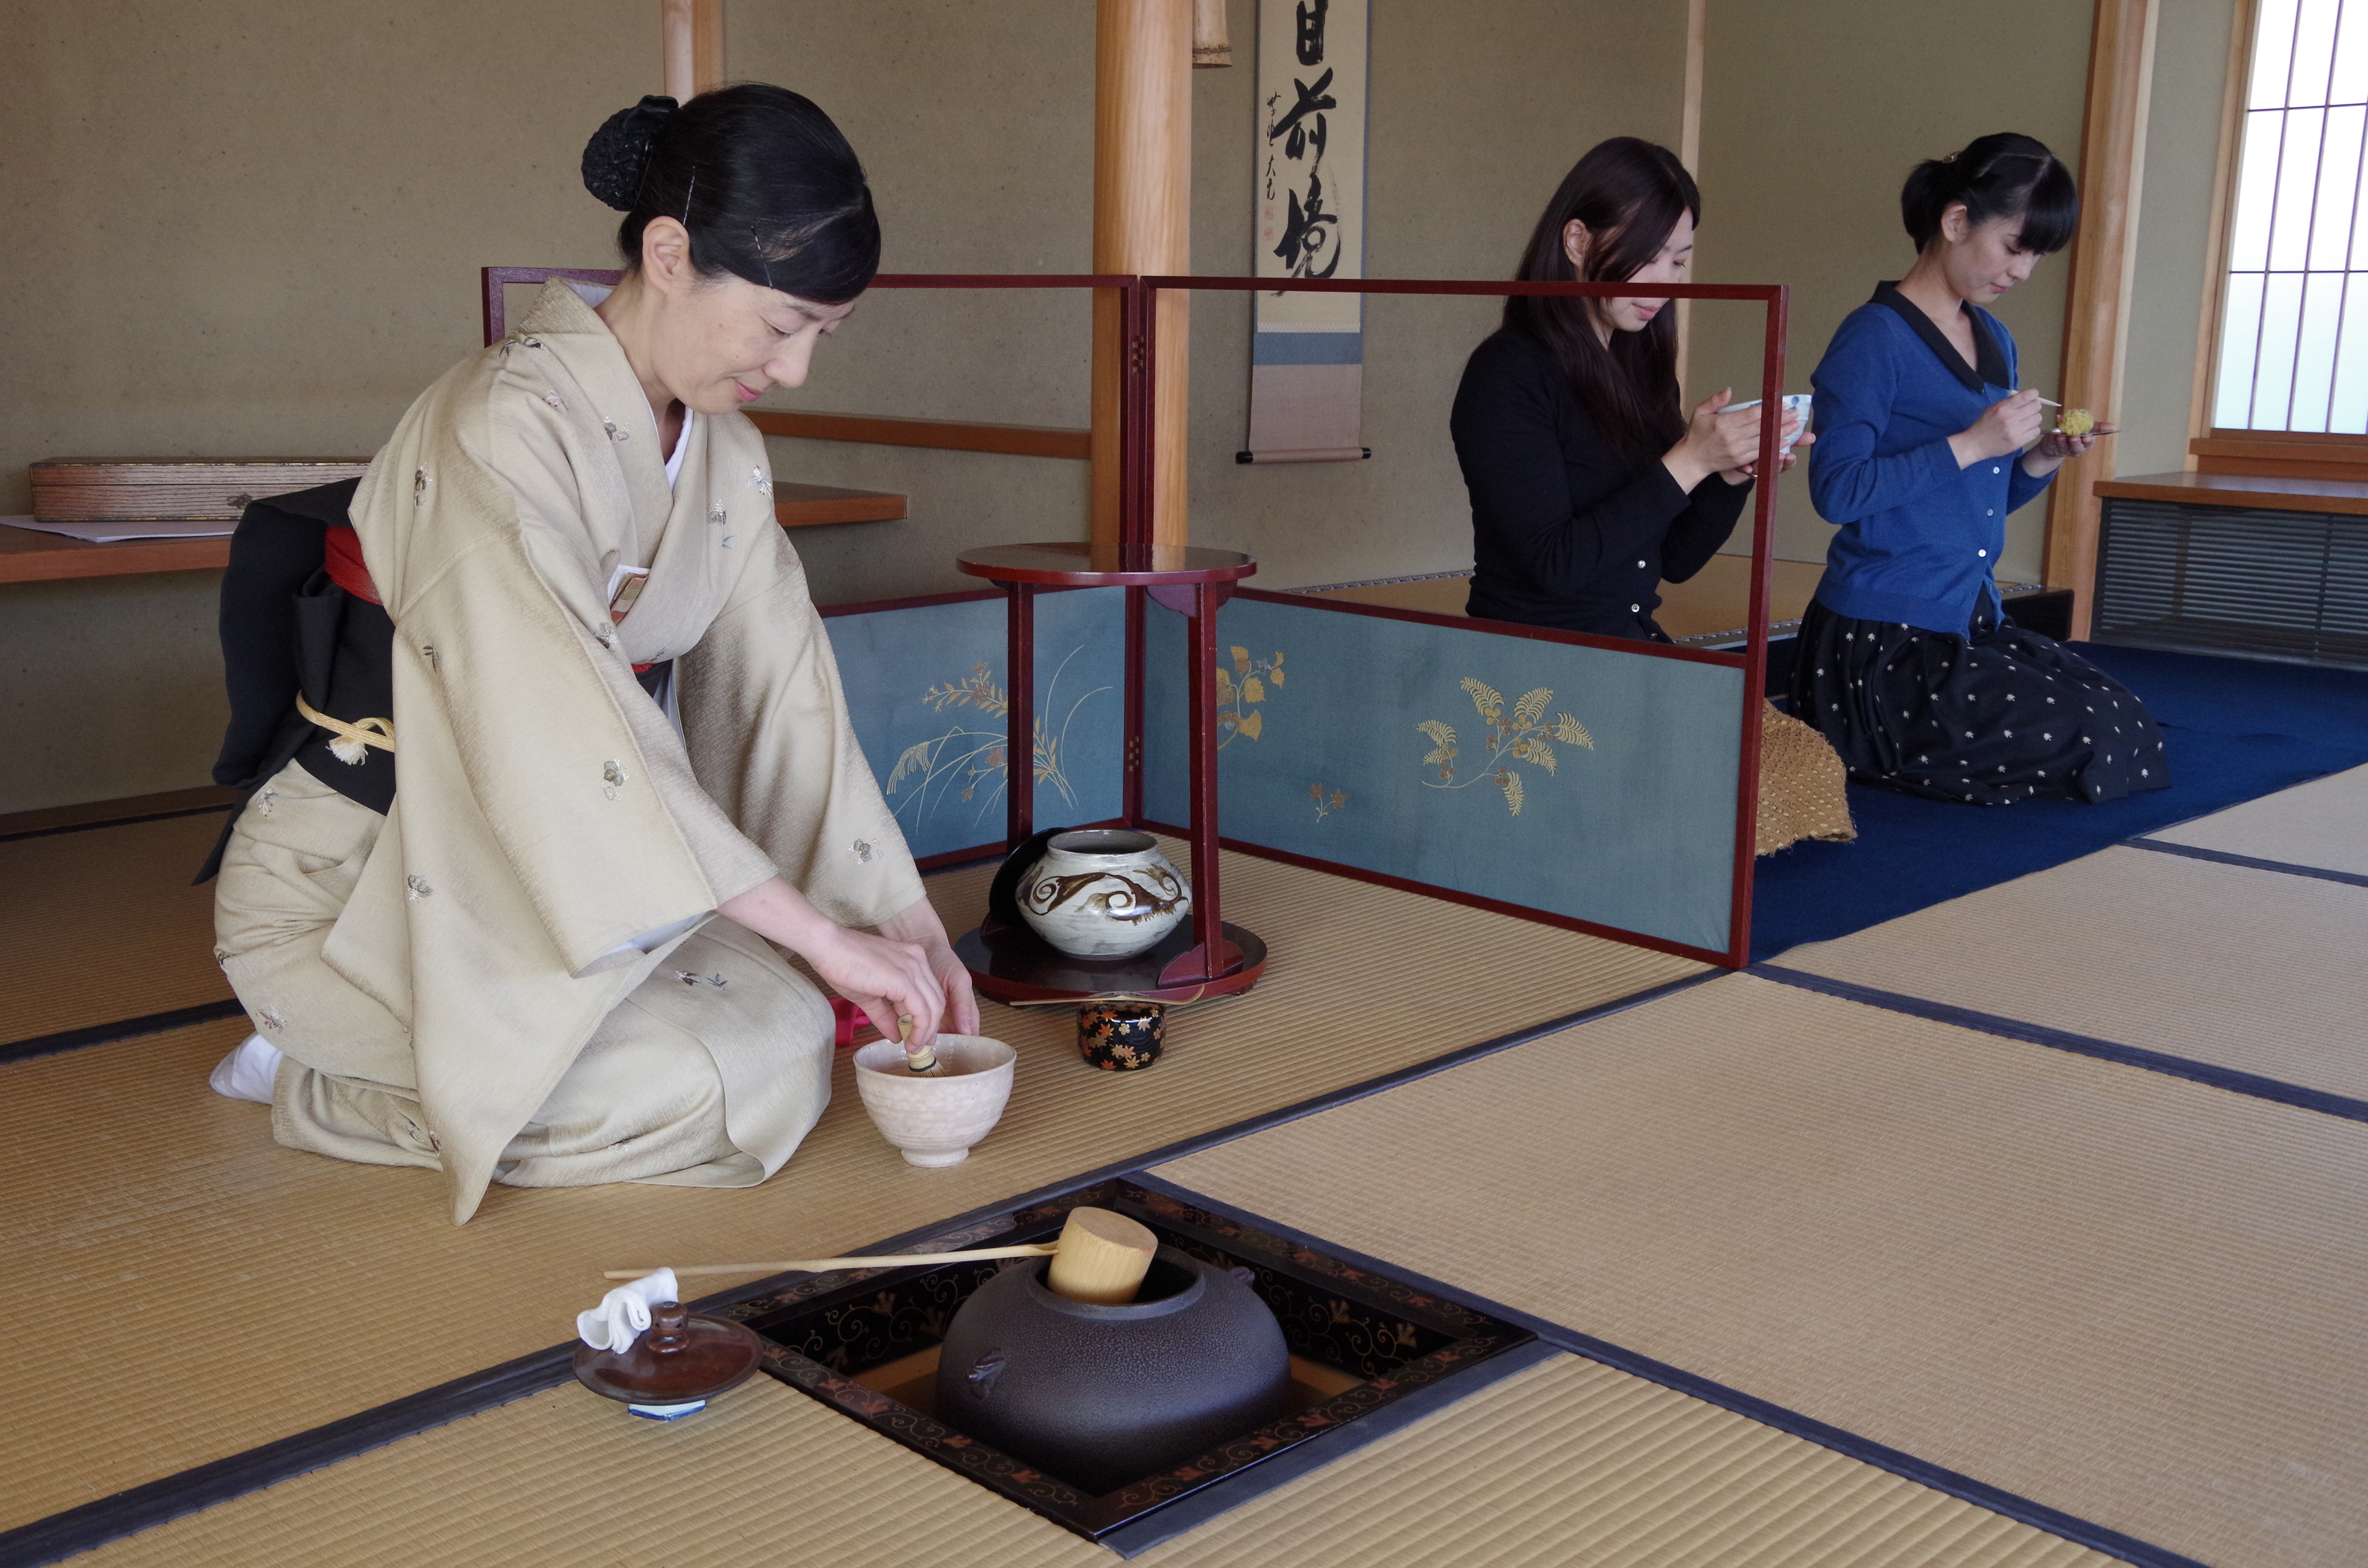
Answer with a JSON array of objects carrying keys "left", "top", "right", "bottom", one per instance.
[{"left": 604, "top": 1206, "right": 1159, "bottom": 1306}]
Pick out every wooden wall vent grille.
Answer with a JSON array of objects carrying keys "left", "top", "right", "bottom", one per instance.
[
  {"left": 2094, "top": 498, "right": 2368, "bottom": 669},
  {"left": 2102, "top": 497, "right": 2358, "bottom": 668}
]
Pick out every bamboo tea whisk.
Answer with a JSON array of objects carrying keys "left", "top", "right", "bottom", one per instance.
[{"left": 899, "top": 1011, "right": 943, "bottom": 1075}]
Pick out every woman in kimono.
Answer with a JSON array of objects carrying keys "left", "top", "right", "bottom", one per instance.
[
  {"left": 205, "top": 86, "right": 976, "bottom": 1222},
  {"left": 1794, "top": 133, "right": 2165, "bottom": 805}
]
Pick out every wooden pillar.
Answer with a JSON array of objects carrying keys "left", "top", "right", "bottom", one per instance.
[
  {"left": 2046, "top": 0, "right": 2158, "bottom": 638},
  {"left": 1092, "top": 0, "right": 1194, "bottom": 549},
  {"left": 662, "top": 0, "right": 724, "bottom": 101},
  {"left": 1674, "top": 0, "right": 1708, "bottom": 390}
]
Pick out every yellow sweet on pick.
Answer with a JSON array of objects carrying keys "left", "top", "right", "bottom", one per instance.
[{"left": 2057, "top": 407, "right": 2096, "bottom": 437}]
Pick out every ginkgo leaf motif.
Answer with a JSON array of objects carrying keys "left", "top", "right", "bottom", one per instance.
[
  {"left": 1269, "top": 665, "right": 1285, "bottom": 686},
  {"left": 1501, "top": 771, "right": 1524, "bottom": 815},
  {"left": 1555, "top": 714, "right": 1595, "bottom": 748},
  {"left": 1241, "top": 676, "right": 1266, "bottom": 704},
  {"left": 1231, "top": 645, "right": 1252, "bottom": 674},
  {"left": 1461, "top": 677, "right": 1504, "bottom": 718},
  {"left": 1216, "top": 665, "right": 1236, "bottom": 695},
  {"left": 1513, "top": 687, "right": 1552, "bottom": 727},
  {"left": 1238, "top": 708, "right": 1263, "bottom": 740}
]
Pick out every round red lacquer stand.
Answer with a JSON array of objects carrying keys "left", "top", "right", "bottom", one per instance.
[{"left": 952, "top": 543, "right": 1267, "bottom": 1006}]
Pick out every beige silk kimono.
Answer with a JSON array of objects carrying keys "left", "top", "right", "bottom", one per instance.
[{"left": 213, "top": 282, "right": 923, "bottom": 1223}]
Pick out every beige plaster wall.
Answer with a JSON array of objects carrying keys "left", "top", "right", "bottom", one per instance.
[
  {"left": 1688, "top": 1, "right": 2095, "bottom": 581},
  {"left": 734, "top": 0, "right": 1695, "bottom": 595},
  {"left": 1, "top": 0, "right": 654, "bottom": 813},
  {"left": 8, "top": 0, "right": 1690, "bottom": 810},
  {"left": 2119, "top": 0, "right": 2240, "bottom": 479}
]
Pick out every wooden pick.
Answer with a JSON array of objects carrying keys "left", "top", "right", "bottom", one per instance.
[{"left": 603, "top": 1242, "right": 1056, "bottom": 1281}]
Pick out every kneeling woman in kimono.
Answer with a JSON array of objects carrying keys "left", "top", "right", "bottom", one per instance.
[
  {"left": 204, "top": 87, "right": 975, "bottom": 1222},
  {"left": 1795, "top": 133, "right": 2166, "bottom": 805}
]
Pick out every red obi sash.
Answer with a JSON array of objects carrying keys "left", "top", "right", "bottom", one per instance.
[{"left": 327, "top": 524, "right": 654, "bottom": 673}]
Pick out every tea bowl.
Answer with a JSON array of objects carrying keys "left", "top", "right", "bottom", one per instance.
[{"left": 852, "top": 1035, "right": 1017, "bottom": 1167}]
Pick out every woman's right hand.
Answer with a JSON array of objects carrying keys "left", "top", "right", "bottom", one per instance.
[
  {"left": 717, "top": 876, "right": 945, "bottom": 1049},
  {"left": 1951, "top": 388, "right": 2045, "bottom": 466},
  {"left": 796, "top": 921, "right": 945, "bottom": 1049},
  {"left": 1665, "top": 389, "right": 1769, "bottom": 491}
]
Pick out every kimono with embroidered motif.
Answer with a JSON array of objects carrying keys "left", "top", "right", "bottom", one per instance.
[{"left": 211, "top": 282, "right": 921, "bottom": 1223}]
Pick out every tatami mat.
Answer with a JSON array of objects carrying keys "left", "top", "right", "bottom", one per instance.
[
  {"left": 1157, "top": 974, "right": 2368, "bottom": 1568},
  {"left": 2147, "top": 761, "right": 2368, "bottom": 877},
  {"left": 71, "top": 1354, "right": 2113, "bottom": 1568},
  {"left": 0, "top": 810, "right": 231, "bottom": 1043},
  {"left": 0, "top": 848, "right": 1697, "bottom": 1532},
  {"left": 1775, "top": 844, "right": 2368, "bottom": 1101}
]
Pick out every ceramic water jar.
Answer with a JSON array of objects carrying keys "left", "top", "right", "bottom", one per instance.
[
  {"left": 933, "top": 1246, "right": 1291, "bottom": 1495},
  {"left": 1017, "top": 829, "right": 1191, "bottom": 959}
]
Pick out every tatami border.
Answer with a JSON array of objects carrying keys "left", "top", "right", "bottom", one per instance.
[
  {"left": 1751, "top": 964, "right": 2368, "bottom": 1123},
  {"left": 0, "top": 999, "right": 246, "bottom": 1065},
  {"left": 0, "top": 804, "right": 233, "bottom": 845},
  {"left": 2123, "top": 835, "right": 2368, "bottom": 888},
  {"left": 0, "top": 970, "right": 1715, "bottom": 1567},
  {"left": 1125, "top": 1173, "right": 2206, "bottom": 1568}
]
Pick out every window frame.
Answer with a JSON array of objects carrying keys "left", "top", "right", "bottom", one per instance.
[{"left": 2193, "top": 0, "right": 2368, "bottom": 471}]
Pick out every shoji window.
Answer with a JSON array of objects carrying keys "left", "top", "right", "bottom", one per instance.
[{"left": 2216, "top": 0, "right": 2368, "bottom": 431}]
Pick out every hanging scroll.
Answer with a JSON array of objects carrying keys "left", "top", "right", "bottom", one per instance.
[{"left": 1242, "top": 0, "right": 1370, "bottom": 464}]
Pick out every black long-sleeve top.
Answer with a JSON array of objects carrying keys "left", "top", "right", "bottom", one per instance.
[{"left": 1450, "top": 327, "right": 1751, "bottom": 640}]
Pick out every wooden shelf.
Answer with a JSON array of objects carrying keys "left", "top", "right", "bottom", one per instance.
[
  {"left": 2093, "top": 470, "right": 2368, "bottom": 517},
  {"left": 2, "top": 486, "right": 907, "bottom": 584},
  {"left": 0, "top": 524, "right": 231, "bottom": 584},
  {"left": 774, "top": 483, "right": 907, "bottom": 527},
  {"left": 749, "top": 408, "right": 1091, "bottom": 460}
]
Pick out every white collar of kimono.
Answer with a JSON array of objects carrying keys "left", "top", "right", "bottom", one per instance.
[
  {"left": 663, "top": 407, "right": 693, "bottom": 490},
  {"left": 560, "top": 279, "right": 694, "bottom": 492}
]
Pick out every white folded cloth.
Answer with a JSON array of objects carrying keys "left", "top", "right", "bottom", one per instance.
[
  {"left": 209, "top": 1034, "right": 283, "bottom": 1104},
  {"left": 576, "top": 1268, "right": 681, "bottom": 1352}
]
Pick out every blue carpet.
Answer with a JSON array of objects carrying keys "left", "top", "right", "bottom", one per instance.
[{"left": 1750, "top": 643, "right": 2368, "bottom": 960}]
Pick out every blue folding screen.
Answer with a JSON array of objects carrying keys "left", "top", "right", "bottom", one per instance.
[
  {"left": 1143, "top": 595, "right": 1744, "bottom": 953},
  {"left": 824, "top": 588, "right": 1127, "bottom": 862}
]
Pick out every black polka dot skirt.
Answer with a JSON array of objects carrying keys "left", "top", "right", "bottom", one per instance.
[{"left": 1790, "top": 601, "right": 2170, "bottom": 806}]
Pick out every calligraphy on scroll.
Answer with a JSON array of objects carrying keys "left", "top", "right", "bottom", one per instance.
[{"left": 1246, "top": 0, "right": 1370, "bottom": 463}]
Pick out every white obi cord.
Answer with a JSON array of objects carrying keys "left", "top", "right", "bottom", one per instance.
[{"left": 576, "top": 1267, "right": 680, "bottom": 1350}]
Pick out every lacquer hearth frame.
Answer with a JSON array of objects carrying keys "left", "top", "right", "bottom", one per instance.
[{"left": 485, "top": 269, "right": 1790, "bottom": 968}]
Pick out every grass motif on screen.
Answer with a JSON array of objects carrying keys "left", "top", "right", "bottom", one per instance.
[{"left": 884, "top": 648, "right": 1110, "bottom": 829}]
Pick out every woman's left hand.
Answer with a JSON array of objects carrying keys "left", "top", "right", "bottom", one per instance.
[
  {"left": 2028, "top": 421, "right": 2117, "bottom": 466},
  {"left": 875, "top": 896, "right": 981, "bottom": 1036}
]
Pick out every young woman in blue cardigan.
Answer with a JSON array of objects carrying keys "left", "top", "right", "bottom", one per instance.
[{"left": 1795, "top": 133, "right": 2167, "bottom": 805}]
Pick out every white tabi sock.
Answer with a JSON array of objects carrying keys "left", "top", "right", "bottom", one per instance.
[{"left": 209, "top": 1033, "right": 284, "bottom": 1104}]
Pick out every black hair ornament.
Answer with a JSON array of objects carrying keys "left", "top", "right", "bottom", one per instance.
[{"left": 582, "top": 96, "right": 678, "bottom": 212}]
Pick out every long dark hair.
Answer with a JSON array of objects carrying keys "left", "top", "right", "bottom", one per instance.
[
  {"left": 580, "top": 85, "right": 880, "bottom": 304},
  {"left": 1901, "top": 132, "right": 2077, "bottom": 254},
  {"left": 1506, "top": 138, "right": 1697, "bottom": 461}
]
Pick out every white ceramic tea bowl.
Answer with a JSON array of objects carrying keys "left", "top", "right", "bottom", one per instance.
[
  {"left": 1728, "top": 392, "right": 1814, "bottom": 457},
  {"left": 851, "top": 1035, "right": 1017, "bottom": 1167}
]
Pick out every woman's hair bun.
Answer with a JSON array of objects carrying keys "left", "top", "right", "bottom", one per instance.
[{"left": 581, "top": 96, "right": 678, "bottom": 212}]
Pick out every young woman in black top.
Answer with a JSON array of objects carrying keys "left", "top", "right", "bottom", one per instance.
[{"left": 1451, "top": 137, "right": 1804, "bottom": 640}]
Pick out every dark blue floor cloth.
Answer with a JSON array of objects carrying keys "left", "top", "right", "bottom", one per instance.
[{"left": 1750, "top": 643, "right": 2368, "bottom": 961}]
